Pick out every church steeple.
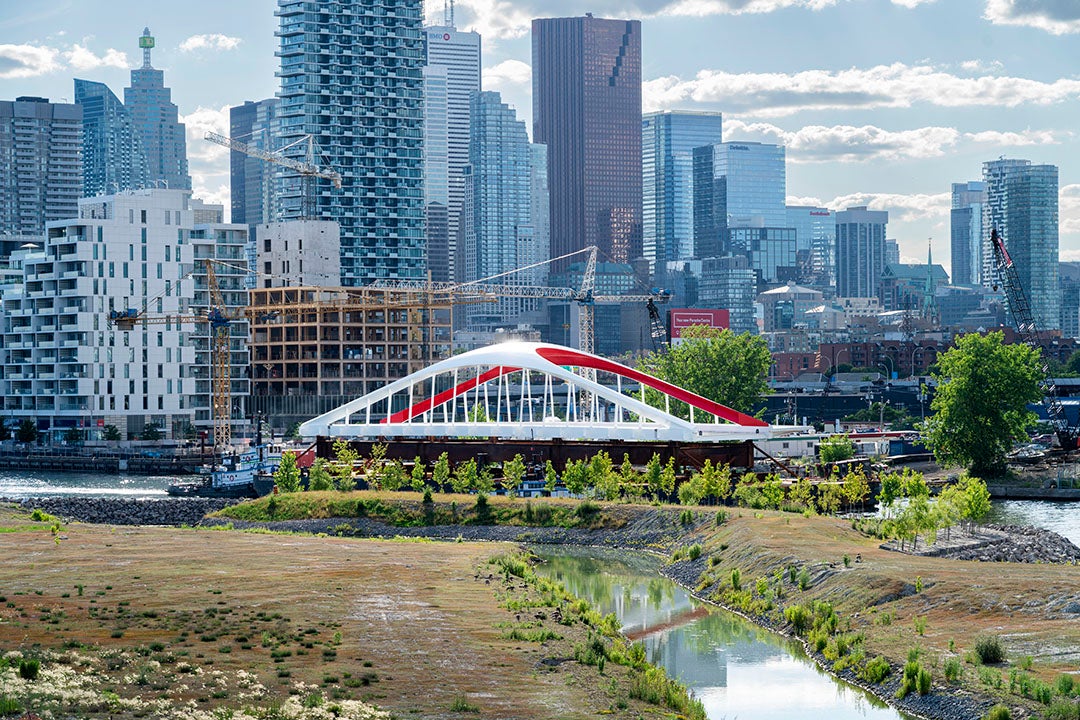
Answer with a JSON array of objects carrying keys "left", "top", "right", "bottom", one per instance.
[
  {"left": 923, "top": 239, "right": 938, "bottom": 321},
  {"left": 139, "top": 27, "right": 155, "bottom": 69}
]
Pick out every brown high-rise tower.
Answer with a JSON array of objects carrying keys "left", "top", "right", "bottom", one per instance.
[{"left": 532, "top": 15, "right": 642, "bottom": 269}]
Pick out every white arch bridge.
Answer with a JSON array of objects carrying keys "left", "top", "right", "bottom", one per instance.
[{"left": 299, "top": 342, "right": 801, "bottom": 445}]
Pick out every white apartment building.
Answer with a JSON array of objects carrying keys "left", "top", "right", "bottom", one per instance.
[{"left": 1, "top": 189, "right": 249, "bottom": 442}]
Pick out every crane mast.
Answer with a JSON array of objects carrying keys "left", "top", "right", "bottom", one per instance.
[{"left": 990, "top": 227, "right": 1077, "bottom": 451}]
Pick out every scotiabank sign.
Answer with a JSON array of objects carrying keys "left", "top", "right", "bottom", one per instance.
[{"left": 668, "top": 308, "right": 730, "bottom": 338}]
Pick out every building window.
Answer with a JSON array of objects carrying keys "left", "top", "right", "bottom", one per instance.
[{"left": 140, "top": 209, "right": 146, "bottom": 224}]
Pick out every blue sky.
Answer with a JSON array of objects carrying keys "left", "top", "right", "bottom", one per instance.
[{"left": 1, "top": 0, "right": 1077, "bottom": 276}]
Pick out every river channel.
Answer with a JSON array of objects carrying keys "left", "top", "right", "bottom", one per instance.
[{"left": 536, "top": 546, "right": 914, "bottom": 720}]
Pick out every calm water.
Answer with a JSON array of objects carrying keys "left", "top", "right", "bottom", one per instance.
[
  {"left": 988, "top": 499, "right": 1080, "bottom": 545},
  {"left": 536, "top": 547, "right": 912, "bottom": 720},
  {"left": 0, "top": 469, "right": 176, "bottom": 498}
]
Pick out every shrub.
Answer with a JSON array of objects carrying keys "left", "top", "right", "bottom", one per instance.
[
  {"left": 784, "top": 604, "right": 811, "bottom": 634},
  {"left": 715, "top": 509, "right": 727, "bottom": 526},
  {"left": 944, "top": 657, "right": 962, "bottom": 683},
  {"left": 730, "top": 568, "right": 741, "bottom": 591},
  {"left": 1055, "top": 674, "right": 1074, "bottom": 696},
  {"left": 18, "top": 658, "right": 39, "bottom": 680},
  {"left": 449, "top": 696, "right": 479, "bottom": 713},
  {"left": 917, "top": 667, "right": 932, "bottom": 695},
  {"left": 985, "top": 704, "right": 1011, "bottom": 720},
  {"left": 896, "top": 660, "right": 921, "bottom": 699},
  {"left": 798, "top": 566, "right": 811, "bottom": 590},
  {"left": 974, "top": 635, "right": 1006, "bottom": 664},
  {"left": 843, "top": 554, "right": 851, "bottom": 568},
  {"left": 860, "top": 656, "right": 891, "bottom": 684},
  {"left": 1043, "top": 700, "right": 1080, "bottom": 720},
  {"left": 687, "top": 543, "right": 702, "bottom": 561},
  {"left": 0, "top": 697, "right": 22, "bottom": 715}
]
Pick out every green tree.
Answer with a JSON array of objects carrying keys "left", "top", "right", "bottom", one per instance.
[
  {"left": 956, "top": 473, "right": 992, "bottom": 529},
  {"left": 1065, "top": 350, "right": 1080, "bottom": 377},
  {"left": 63, "top": 427, "right": 84, "bottom": 446},
  {"left": 923, "top": 331, "right": 1043, "bottom": 476},
  {"left": 102, "top": 424, "right": 122, "bottom": 442},
  {"left": 432, "top": 452, "right": 451, "bottom": 490},
  {"left": 789, "top": 476, "right": 815, "bottom": 512},
  {"left": 139, "top": 424, "right": 163, "bottom": 441},
  {"left": 643, "top": 453, "right": 663, "bottom": 499},
  {"left": 476, "top": 464, "right": 495, "bottom": 496},
  {"left": 451, "top": 458, "right": 477, "bottom": 494},
  {"left": 16, "top": 419, "right": 38, "bottom": 444},
  {"left": 308, "top": 458, "right": 334, "bottom": 491},
  {"left": 274, "top": 451, "right": 302, "bottom": 493},
  {"left": 841, "top": 466, "right": 871, "bottom": 512},
  {"left": 544, "top": 460, "right": 558, "bottom": 494},
  {"left": 0, "top": 419, "right": 10, "bottom": 441},
  {"left": 410, "top": 457, "right": 427, "bottom": 493},
  {"left": 618, "top": 454, "right": 639, "bottom": 499},
  {"left": 588, "top": 451, "right": 619, "bottom": 500},
  {"left": 332, "top": 439, "right": 359, "bottom": 492},
  {"left": 363, "top": 443, "right": 387, "bottom": 490},
  {"left": 563, "top": 459, "right": 588, "bottom": 496},
  {"left": 502, "top": 454, "right": 526, "bottom": 497},
  {"left": 660, "top": 457, "right": 677, "bottom": 497},
  {"left": 636, "top": 325, "right": 772, "bottom": 418},
  {"left": 877, "top": 471, "right": 904, "bottom": 516},
  {"left": 382, "top": 459, "right": 406, "bottom": 491},
  {"left": 819, "top": 434, "right": 855, "bottom": 463},
  {"left": 761, "top": 474, "right": 784, "bottom": 509}
]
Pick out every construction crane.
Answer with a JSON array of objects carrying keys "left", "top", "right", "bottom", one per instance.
[
  {"left": 109, "top": 260, "right": 237, "bottom": 450},
  {"left": 204, "top": 131, "right": 342, "bottom": 219},
  {"left": 990, "top": 227, "right": 1078, "bottom": 451},
  {"left": 372, "top": 246, "right": 671, "bottom": 356},
  {"left": 109, "top": 263, "right": 497, "bottom": 450}
]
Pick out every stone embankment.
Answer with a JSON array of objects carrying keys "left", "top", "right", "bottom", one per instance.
[
  {"left": 7, "top": 497, "right": 236, "bottom": 527},
  {"left": 883, "top": 523, "right": 1080, "bottom": 564}
]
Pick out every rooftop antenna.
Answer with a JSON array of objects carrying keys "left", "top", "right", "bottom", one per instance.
[
  {"left": 444, "top": 0, "right": 454, "bottom": 27},
  {"left": 139, "top": 27, "right": 155, "bottom": 69}
]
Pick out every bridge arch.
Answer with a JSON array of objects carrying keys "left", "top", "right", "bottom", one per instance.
[{"left": 299, "top": 341, "right": 790, "bottom": 443}]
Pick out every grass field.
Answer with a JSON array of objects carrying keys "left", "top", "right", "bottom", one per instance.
[{"left": 0, "top": 505, "right": 681, "bottom": 719}]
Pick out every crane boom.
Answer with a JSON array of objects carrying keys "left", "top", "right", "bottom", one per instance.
[
  {"left": 990, "top": 227, "right": 1077, "bottom": 451},
  {"left": 204, "top": 132, "right": 342, "bottom": 189}
]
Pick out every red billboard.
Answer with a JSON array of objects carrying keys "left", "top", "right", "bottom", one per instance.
[{"left": 668, "top": 308, "right": 730, "bottom": 338}]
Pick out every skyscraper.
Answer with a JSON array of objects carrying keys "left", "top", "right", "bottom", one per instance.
[
  {"left": 229, "top": 98, "right": 281, "bottom": 226},
  {"left": 983, "top": 158, "right": 1059, "bottom": 329},
  {"left": 0, "top": 97, "right": 82, "bottom": 239},
  {"left": 422, "top": 65, "right": 451, "bottom": 283},
  {"left": 950, "top": 180, "right": 986, "bottom": 286},
  {"left": 124, "top": 28, "right": 190, "bottom": 191},
  {"left": 533, "top": 15, "right": 642, "bottom": 267},
  {"left": 424, "top": 23, "right": 480, "bottom": 278},
  {"left": 693, "top": 141, "right": 786, "bottom": 260},
  {"left": 642, "top": 111, "right": 723, "bottom": 273},
  {"left": 276, "top": 0, "right": 425, "bottom": 284},
  {"left": 75, "top": 79, "right": 149, "bottom": 198},
  {"left": 786, "top": 205, "right": 835, "bottom": 288},
  {"left": 460, "top": 91, "right": 548, "bottom": 331},
  {"left": 835, "top": 206, "right": 888, "bottom": 298}
]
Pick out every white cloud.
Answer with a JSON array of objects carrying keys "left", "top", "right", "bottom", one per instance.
[
  {"left": 794, "top": 191, "right": 952, "bottom": 222},
  {"left": 180, "top": 106, "right": 232, "bottom": 215},
  {"left": 484, "top": 59, "right": 531, "bottom": 87},
  {"left": 64, "top": 43, "right": 128, "bottom": 71},
  {"left": 725, "top": 119, "right": 1061, "bottom": 163},
  {"left": 179, "top": 34, "right": 243, "bottom": 53},
  {"left": 0, "top": 43, "right": 61, "bottom": 78},
  {"left": 433, "top": 0, "right": 932, "bottom": 38},
  {"left": 984, "top": 0, "right": 1080, "bottom": 35},
  {"left": 643, "top": 62, "right": 1080, "bottom": 116}
]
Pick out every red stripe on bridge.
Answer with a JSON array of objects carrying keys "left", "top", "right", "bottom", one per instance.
[{"left": 382, "top": 366, "right": 519, "bottom": 424}]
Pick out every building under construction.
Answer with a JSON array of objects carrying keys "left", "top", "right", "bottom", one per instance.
[{"left": 247, "top": 286, "right": 452, "bottom": 430}]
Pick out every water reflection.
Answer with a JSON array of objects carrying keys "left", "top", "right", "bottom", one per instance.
[
  {"left": 0, "top": 470, "right": 174, "bottom": 498},
  {"left": 537, "top": 547, "right": 910, "bottom": 720}
]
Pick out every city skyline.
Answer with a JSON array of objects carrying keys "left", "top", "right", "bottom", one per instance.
[{"left": 0, "top": 0, "right": 1077, "bottom": 273}]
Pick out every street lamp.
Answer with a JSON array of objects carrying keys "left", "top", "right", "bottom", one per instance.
[{"left": 909, "top": 347, "right": 923, "bottom": 379}]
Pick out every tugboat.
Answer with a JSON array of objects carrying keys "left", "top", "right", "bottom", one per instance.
[{"left": 167, "top": 422, "right": 281, "bottom": 498}]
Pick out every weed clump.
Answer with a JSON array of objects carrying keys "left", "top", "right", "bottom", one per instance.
[{"left": 974, "top": 635, "right": 1007, "bottom": 665}]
